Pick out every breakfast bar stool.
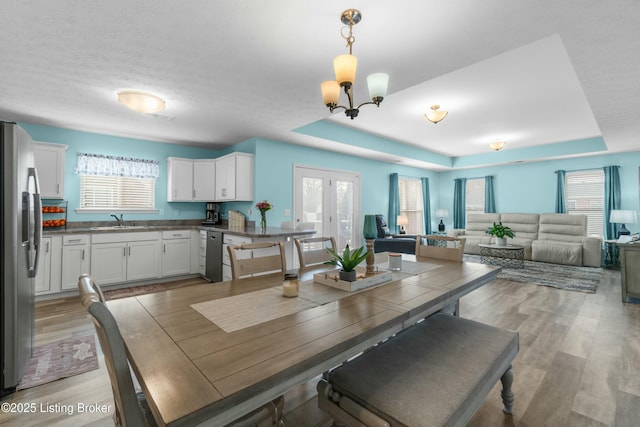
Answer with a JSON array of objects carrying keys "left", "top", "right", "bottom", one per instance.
[
  {"left": 227, "top": 241, "right": 287, "bottom": 279},
  {"left": 78, "top": 274, "right": 286, "bottom": 427}
]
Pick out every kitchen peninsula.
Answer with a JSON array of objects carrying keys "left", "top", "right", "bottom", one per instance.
[{"left": 39, "top": 221, "right": 315, "bottom": 299}]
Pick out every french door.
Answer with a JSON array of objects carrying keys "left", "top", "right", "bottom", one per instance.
[{"left": 293, "top": 166, "right": 361, "bottom": 252}]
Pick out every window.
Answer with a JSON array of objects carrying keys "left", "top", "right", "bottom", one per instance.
[
  {"left": 398, "top": 177, "right": 424, "bottom": 234},
  {"left": 466, "top": 178, "right": 485, "bottom": 217},
  {"left": 80, "top": 175, "right": 155, "bottom": 210},
  {"left": 565, "top": 169, "right": 604, "bottom": 236},
  {"left": 75, "top": 153, "right": 159, "bottom": 212}
]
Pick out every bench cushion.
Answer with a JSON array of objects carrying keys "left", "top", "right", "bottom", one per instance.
[{"left": 327, "top": 314, "right": 519, "bottom": 427}]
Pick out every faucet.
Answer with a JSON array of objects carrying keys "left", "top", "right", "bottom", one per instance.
[{"left": 110, "top": 213, "right": 124, "bottom": 226}]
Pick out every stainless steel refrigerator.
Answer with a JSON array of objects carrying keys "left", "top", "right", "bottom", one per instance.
[{"left": 1, "top": 121, "right": 42, "bottom": 396}]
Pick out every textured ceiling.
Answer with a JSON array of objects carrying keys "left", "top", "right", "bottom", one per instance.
[{"left": 1, "top": 1, "right": 638, "bottom": 170}]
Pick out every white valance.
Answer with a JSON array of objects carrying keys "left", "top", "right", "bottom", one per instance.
[{"left": 74, "top": 152, "right": 160, "bottom": 180}]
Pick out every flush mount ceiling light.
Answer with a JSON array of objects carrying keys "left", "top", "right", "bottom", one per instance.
[
  {"left": 321, "top": 9, "right": 389, "bottom": 120},
  {"left": 117, "top": 90, "right": 166, "bottom": 114},
  {"left": 489, "top": 141, "right": 506, "bottom": 151},
  {"left": 424, "top": 105, "right": 448, "bottom": 124}
]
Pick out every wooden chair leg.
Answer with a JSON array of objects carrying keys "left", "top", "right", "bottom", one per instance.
[{"left": 500, "top": 364, "right": 515, "bottom": 414}]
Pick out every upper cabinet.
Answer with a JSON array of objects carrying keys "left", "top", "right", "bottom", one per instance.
[
  {"left": 215, "top": 152, "right": 253, "bottom": 201},
  {"left": 34, "top": 142, "right": 66, "bottom": 199},
  {"left": 167, "top": 158, "right": 216, "bottom": 202},
  {"left": 167, "top": 153, "right": 253, "bottom": 202}
]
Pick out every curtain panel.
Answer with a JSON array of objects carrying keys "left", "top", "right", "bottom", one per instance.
[
  {"left": 453, "top": 178, "right": 467, "bottom": 229},
  {"left": 388, "top": 173, "right": 400, "bottom": 233},
  {"left": 603, "top": 165, "right": 621, "bottom": 240},
  {"left": 484, "top": 176, "right": 496, "bottom": 213},
  {"left": 74, "top": 152, "right": 160, "bottom": 179},
  {"left": 555, "top": 170, "right": 567, "bottom": 213},
  {"left": 421, "top": 177, "right": 432, "bottom": 234}
]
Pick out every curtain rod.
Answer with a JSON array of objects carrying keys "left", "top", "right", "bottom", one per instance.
[{"left": 555, "top": 166, "right": 619, "bottom": 173}]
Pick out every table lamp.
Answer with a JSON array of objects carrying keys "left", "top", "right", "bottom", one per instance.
[
  {"left": 397, "top": 215, "right": 409, "bottom": 234},
  {"left": 436, "top": 208, "right": 449, "bottom": 232},
  {"left": 610, "top": 209, "right": 637, "bottom": 238}
]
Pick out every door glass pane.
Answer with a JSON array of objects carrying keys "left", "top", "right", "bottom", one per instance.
[
  {"left": 335, "top": 180, "right": 354, "bottom": 250},
  {"left": 302, "top": 177, "right": 323, "bottom": 236}
]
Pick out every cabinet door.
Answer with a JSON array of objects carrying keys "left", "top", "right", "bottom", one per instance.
[
  {"left": 61, "top": 245, "right": 90, "bottom": 290},
  {"left": 215, "top": 155, "right": 235, "bottom": 200},
  {"left": 167, "top": 158, "right": 194, "bottom": 201},
  {"left": 91, "top": 242, "right": 127, "bottom": 285},
  {"left": 234, "top": 154, "right": 254, "bottom": 201},
  {"left": 193, "top": 160, "right": 216, "bottom": 201},
  {"left": 35, "top": 237, "right": 52, "bottom": 294},
  {"left": 162, "top": 239, "right": 191, "bottom": 276},
  {"left": 128, "top": 240, "right": 161, "bottom": 281},
  {"left": 34, "top": 143, "right": 65, "bottom": 199}
]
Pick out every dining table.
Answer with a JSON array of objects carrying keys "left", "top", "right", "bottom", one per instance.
[{"left": 107, "top": 253, "right": 501, "bottom": 426}]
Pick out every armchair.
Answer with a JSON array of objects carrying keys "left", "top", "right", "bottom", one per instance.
[{"left": 373, "top": 214, "right": 417, "bottom": 254}]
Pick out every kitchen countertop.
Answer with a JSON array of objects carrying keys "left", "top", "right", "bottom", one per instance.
[{"left": 43, "top": 222, "right": 316, "bottom": 238}]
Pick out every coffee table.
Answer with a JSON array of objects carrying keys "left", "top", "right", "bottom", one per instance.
[{"left": 478, "top": 244, "right": 525, "bottom": 269}]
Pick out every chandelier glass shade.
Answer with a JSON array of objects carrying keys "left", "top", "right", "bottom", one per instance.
[
  {"left": 489, "top": 141, "right": 506, "bottom": 151},
  {"left": 117, "top": 91, "right": 166, "bottom": 114},
  {"left": 321, "top": 9, "right": 389, "bottom": 120},
  {"left": 424, "top": 105, "right": 448, "bottom": 124}
]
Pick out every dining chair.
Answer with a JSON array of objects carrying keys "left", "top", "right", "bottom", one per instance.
[
  {"left": 294, "top": 236, "right": 337, "bottom": 270},
  {"left": 77, "top": 274, "right": 286, "bottom": 427},
  {"left": 415, "top": 235, "right": 466, "bottom": 261},
  {"left": 227, "top": 241, "right": 287, "bottom": 279}
]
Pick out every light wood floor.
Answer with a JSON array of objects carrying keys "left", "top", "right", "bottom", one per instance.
[{"left": 1, "top": 269, "right": 639, "bottom": 427}]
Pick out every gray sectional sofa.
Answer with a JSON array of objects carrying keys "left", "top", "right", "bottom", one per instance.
[{"left": 448, "top": 213, "right": 602, "bottom": 267}]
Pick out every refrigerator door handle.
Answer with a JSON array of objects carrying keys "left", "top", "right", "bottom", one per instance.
[{"left": 27, "top": 167, "right": 43, "bottom": 278}]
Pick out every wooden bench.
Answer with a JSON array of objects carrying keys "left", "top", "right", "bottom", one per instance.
[{"left": 317, "top": 313, "right": 519, "bottom": 427}]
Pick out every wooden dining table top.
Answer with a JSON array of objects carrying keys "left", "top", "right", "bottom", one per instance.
[{"left": 107, "top": 256, "right": 500, "bottom": 427}]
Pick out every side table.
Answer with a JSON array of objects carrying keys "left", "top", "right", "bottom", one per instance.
[
  {"left": 604, "top": 240, "right": 620, "bottom": 269},
  {"left": 478, "top": 244, "right": 525, "bottom": 269}
]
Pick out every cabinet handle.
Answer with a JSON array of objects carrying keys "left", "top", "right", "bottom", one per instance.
[
  {"left": 129, "top": 246, "right": 131, "bottom": 256},
  {"left": 56, "top": 184, "right": 60, "bottom": 194},
  {"left": 82, "top": 250, "right": 85, "bottom": 260},
  {"left": 68, "top": 239, "right": 82, "bottom": 243},
  {"left": 46, "top": 241, "right": 50, "bottom": 253},
  {"left": 193, "top": 189, "right": 196, "bottom": 198},
  {"left": 163, "top": 244, "right": 166, "bottom": 253}
]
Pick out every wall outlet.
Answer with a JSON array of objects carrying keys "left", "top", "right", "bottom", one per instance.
[{"left": 284, "top": 209, "right": 291, "bottom": 217}]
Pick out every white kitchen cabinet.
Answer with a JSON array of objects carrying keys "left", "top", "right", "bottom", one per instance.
[
  {"left": 162, "top": 230, "right": 192, "bottom": 276},
  {"left": 167, "top": 157, "right": 216, "bottom": 202},
  {"left": 61, "top": 235, "right": 90, "bottom": 290},
  {"left": 215, "top": 153, "right": 253, "bottom": 201},
  {"left": 198, "top": 230, "right": 207, "bottom": 276},
  {"left": 34, "top": 142, "right": 66, "bottom": 199},
  {"left": 91, "top": 232, "right": 161, "bottom": 285}
]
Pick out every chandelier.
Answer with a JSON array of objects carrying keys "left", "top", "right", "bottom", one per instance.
[
  {"left": 321, "top": 9, "right": 389, "bottom": 120},
  {"left": 424, "top": 105, "right": 448, "bottom": 124}
]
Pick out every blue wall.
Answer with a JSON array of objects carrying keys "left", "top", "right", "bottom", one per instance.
[
  {"left": 21, "top": 123, "right": 221, "bottom": 222},
  {"left": 438, "top": 151, "right": 640, "bottom": 234}
]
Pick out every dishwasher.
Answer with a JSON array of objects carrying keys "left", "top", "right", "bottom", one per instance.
[{"left": 205, "top": 231, "right": 223, "bottom": 282}]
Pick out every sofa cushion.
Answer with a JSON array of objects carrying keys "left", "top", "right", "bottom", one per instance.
[
  {"left": 465, "top": 213, "right": 501, "bottom": 236},
  {"left": 501, "top": 213, "right": 539, "bottom": 260},
  {"left": 531, "top": 240, "right": 583, "bottom": 266},
  {"left": 537, "top": 213, "right": 587, "bottom": 243}
]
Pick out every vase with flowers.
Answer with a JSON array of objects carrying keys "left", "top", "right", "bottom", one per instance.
[{"left": 255, "top": 200, "right": 272, "bottom": 232}]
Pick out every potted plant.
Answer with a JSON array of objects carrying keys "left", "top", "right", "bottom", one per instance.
[
  {"left": 486, "top": 222, "right": 515, "bottom": 246},
  {"left": 325, "top": 245, "right": 369, "bottom": 282}
]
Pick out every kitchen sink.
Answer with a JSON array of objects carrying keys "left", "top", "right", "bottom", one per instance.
[{"left": 89, "top": 225, "right": 151, "bottom": 231}]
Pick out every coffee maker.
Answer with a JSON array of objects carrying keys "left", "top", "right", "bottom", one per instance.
[{"left": 203, "top": 202, "right": 220, "bottom": 225}]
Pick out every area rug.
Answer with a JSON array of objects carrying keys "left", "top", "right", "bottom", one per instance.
[
  {"left": 103, "top": 283, "right": 166, "bottom": 300},
  {"left": 17, "top": 335, "right": 99, "bottom": 390},
  {"left": 464, "top": 255, "right": 601, "bottom": 293}
]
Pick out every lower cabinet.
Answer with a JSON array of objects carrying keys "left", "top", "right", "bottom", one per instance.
[
  {"left": 162, "top": 230, "right": 192, "bottom": 277},
  {"left": 91, "top": 232, "right": 161, "bottom": 285},
  {"left": 61, "top": 235, "right": 91, "bottom": 290}
]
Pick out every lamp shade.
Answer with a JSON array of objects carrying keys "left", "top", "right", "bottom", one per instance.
[
  {"left": 334, "top": 54, "right": 358, "bottom": 86},
  {"left": 367, "top": 73, "right": 389, "bottom": 100},
  {"left": 610, "top": 210, "right": 638, "bottom": 224},
  {"left": 363, "top": 214, "right": 378, "bottom": 239},
  {"left": 435, "top": 208, "right": 449, "bottom": 218},
  {"left": 397, "top": 215, "right": 409, "bottom": 227},
  {"left": 424, "top": 105, "right": 448, "bottom": 124},
  {"left": 321, "top": 80, "right": 341, "bottom": 106}
]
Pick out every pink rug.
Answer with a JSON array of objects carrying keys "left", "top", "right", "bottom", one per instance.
[{"left": 17, "top": 335, "right": 99, "bottom": 390}]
